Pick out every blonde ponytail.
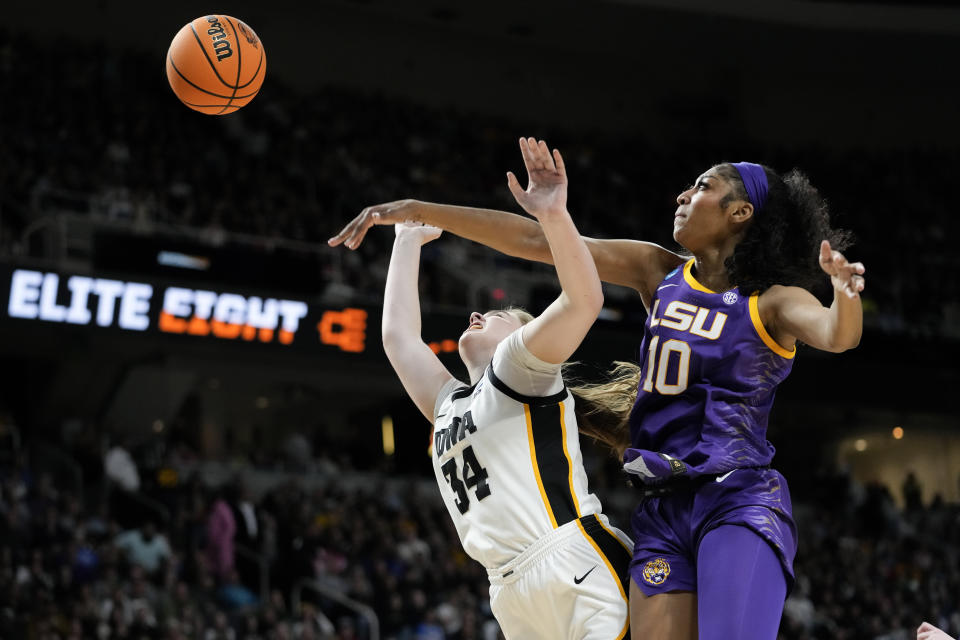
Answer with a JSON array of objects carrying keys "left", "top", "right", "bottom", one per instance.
[{"left": 564, "top": 361, "right": 641, "bottom": 459}]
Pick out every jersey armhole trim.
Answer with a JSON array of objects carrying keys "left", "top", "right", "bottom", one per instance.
[
  {"left": 748, "top": 294, "right": 796, "bottom": 359},
  {"left": 486, "top": 368, "right": 567, "bottom": 406},
  {"left": 450, "top": 383, "right": 477, "bottom": 401}
]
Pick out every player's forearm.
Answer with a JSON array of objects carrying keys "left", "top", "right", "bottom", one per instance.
[
  {"left": 382, "top": 237, "right": 425, "bottom": 347},
  {"left": 411, "top": 201, "right": 554, "bottom": 264},
  {"left": 539, "top": 210, "right": 603, "bottom": 315},
  {"left": 825, "top": 288, "right": 863, "bottom": 351}
]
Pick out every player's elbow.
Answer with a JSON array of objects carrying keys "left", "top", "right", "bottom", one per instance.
[
  {"left": 560, "top": 288, "right": 604, "bottom": 319},
  {"left": 583, "top": 295, "right": 604, "bottom": 324},
  {"left": 590, "top": 288, "right": 605, "bottom": 314},
  {"left": 581, "top": 284, "right": 604, "bottom": 316},
  {"left": 838, "top": 334, "right": 862, "bottom": 352},
  {"left": 825, "top": 332, "right": 861, "bottom": 353}
]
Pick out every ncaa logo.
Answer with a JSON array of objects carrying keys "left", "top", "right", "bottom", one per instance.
[
  {"left": 722, "top": 291, "right": 738, "bottom": 305},
  {"left": 642, "top": 558, "right": 671, "bottom": 585}
]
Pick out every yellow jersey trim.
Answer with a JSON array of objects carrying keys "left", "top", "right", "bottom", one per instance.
[
  {"left": 748, "top": 294, "right": 796, "bottom": 359},
  {"left": 525, "top": 404, "right": 558, "bottom": 528},
  {"left": 595, "top": 514, "right": 633, "bottom": 554},
  {"left": 575, "top": 518, "right": 630, "bottom": 638},
  {"left": 682, "top": 259, "right": 717, "bottom": 294},
  {"left": 559, "top": 402, "right": 582, "bottom": 519}
]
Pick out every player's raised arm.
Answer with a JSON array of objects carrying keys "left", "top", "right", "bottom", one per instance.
[
  {"left": 328, "top": 167, "right": 683, "bottom": 307},
  {"left": 381, "top": 222, "right": 455, "bottom": 423},
  {"left": 501, "top": 138, "right": 601, "bottom": 364},
  {"left": 761, "top": 240, "right": 865, "bottom": 353}
]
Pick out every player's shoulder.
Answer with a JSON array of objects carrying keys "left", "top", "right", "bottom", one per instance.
[
  {"left": 584, "top": 238, "right": 685, "bottom": 292},
  {"left": 757, "top": 283, "right": 818, "bottom": 306},
  {"left": 492, "top": 327, "right": 524, "bottom": 361}
]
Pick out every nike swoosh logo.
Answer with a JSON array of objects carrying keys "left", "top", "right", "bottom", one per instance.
[
  {"left": 657, "top": 283, "right": 678, "bottom": 291},
  {"left": 715, "top": 470, "right": 737, "bottom": 483},
  {"left": 436, "top": 413, "right": 447, "bottom": 419},
  {"left": 574, "top": 565, "right": 597, "bottom": 584}
]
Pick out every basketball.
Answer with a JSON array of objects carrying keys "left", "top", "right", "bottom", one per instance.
[{"left": 165, "top": 15, "right": 266, "bottom": 115}]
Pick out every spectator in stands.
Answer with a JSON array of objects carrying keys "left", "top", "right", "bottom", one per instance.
[
  {"left": 103, "top": 437, "right": 140, "bottom": 492},
  {"left": 216, "top": 569, "right": 257, "bottom": 611},
  {"left": 229, "top": 479, "right": 262, "bottom": 551},
  {"left": 903, "top": 471, "right": 924, "bottom": 511},
  {"left": 113, "top": 521, "right": 172, "bottom": 576},
  {"left": 206, "top": 487, "right": 237, "bottom": 582}
]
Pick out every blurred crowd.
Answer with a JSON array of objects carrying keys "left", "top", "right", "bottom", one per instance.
[
  {"left": 1, "top": 436, "right": 502, "bottom": 640},
  {"left": 0, "top": 30, "right": 958, "bottom": 337},
  {"left": 2, "top": 424, "right": 959, "bottom": 640},
  {"left": 781, "top": 470, "right": 960, "bottom": 640}
]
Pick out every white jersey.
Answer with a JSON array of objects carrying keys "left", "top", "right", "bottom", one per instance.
[{"left": 431, "top": 329, "right": 604, "bottom": 570}]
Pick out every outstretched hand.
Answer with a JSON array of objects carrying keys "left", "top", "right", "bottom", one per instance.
[
  {"left": 820, "top": 240, "right": 865, "bottom": 299},
  {"left": 328, "top": 199, "right": 419, "bottom": 250},
  {"left": 918, "top": 622, "right": 956, "bottom": 640},
  {"left": 506, "top": 137, "right": 568, "bottom": 220},
  {"left": 395, "top": 220, "right": 442, "bottom": 245}
]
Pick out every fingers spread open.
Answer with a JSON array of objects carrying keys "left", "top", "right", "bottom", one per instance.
[
  {"left": 519, "top": 137, "right": 535, "bottom": 170},
  {"left": 537, "top": 139, "right": 555, "bottom": 171},
  {"left": 526, "top": 137, "right": 543, "bottom": 169},
  {"left": 553, "top": 149, "right": 566, "bottom": 178}
]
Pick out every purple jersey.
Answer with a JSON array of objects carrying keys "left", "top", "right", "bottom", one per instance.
[{"left": 624, "top": 259, "right": 796, "bottom": 483}]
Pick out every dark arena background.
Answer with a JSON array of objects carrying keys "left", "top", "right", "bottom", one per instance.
[{"left": 1, "top": 1, "right": 959, "bottom": 638}]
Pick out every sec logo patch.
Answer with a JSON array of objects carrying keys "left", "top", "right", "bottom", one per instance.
[{"left": 642, "top": 558, "right": 671, "bottom": 585}]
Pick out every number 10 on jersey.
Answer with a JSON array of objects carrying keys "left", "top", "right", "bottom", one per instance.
[
  {"left": 441, "top": 446, "right": 491, "bottom": 514},
  {"left": 642, "top": 336, "right": 691, "bottom": 395}
]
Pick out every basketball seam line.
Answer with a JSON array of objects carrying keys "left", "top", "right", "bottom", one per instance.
[
  {"left": 230, "top": 23, "right": 265, "bottom": 91},
  {"left": 179, "top": 99, "right": 239, "bottom": 110},
  {"left": 190, "top": 21, "right": 235, "bottom": 90},
  {"left": 230, "top": 20, "right": 263, "bottom": 89},
  {"left": 218, "top": 17, "right": 243, "bottom": 115},
  {"left": 236, "top": 48, "right": 265, "bottom": 90},
  {"left": 167, "top": 55, "right": 259, "bottom": 100}
]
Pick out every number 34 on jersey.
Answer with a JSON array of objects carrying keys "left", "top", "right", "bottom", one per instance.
[{"left": 434, "top": 410, "right": 491, "bottom": 514}]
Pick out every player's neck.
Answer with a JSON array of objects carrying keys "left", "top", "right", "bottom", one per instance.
[
  {"left": 692, "top": 242, "right": 739, "bottom": 291},
  {"left": 461, "top": 347, "right": 494, "bottom": 385},
  {"left": 464, "top": 360, "right": 490, "bottom": 385}
]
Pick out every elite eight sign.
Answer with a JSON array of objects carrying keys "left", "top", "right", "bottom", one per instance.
[{"left": 4, "top": 267, "right": 367, "bottom": 354}]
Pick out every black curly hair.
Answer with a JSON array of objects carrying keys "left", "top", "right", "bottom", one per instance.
[{"left": 714, "top": 163, "right": 854, "bottom": 295}]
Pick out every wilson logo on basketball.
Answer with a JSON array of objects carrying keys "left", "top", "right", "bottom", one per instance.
[
  {"left": 206, "top": 16, "right": 233, "bottom": 61},
  {"left": 237, "top": 21, "right": 259, "bottom": 48}
]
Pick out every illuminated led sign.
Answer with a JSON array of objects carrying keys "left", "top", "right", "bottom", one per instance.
[{"left": 3, "top": 267, "right": 368, "bottom": 354}]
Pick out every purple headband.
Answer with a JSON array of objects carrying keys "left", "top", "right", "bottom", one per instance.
[{"left": 731, "top": 162, "right": 768, "bottom": 213}]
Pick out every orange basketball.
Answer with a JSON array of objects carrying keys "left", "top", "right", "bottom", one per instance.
[{"left": 165, "top": 15, "right": 266, "bottom": 115}]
